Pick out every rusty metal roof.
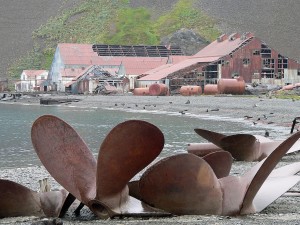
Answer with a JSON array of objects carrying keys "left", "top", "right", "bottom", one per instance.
[
  {"left": 194, "top": 33, "right": 254, "bottom": 58},
  {"left": 138, "top": 33, "right": 255, "bottom": 81},
  {"left": 138, "top": 57, "right": 219, "bottom": 81},
  {"left": 57, "top": 44, "right": 185, "bottom": 75}
]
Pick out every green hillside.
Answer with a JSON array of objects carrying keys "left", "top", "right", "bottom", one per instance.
[{"left": 7, "top": 0, "right": 220, "bottom": 80}]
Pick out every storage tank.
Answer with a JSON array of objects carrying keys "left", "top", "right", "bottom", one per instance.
[
  {"left": 133, "top": 88, "right": 150, "bottom": 96},
  {"left": 217, "top": 78, "right": 245, "bottom": 94},
  {"left": 282, "top": 84, "right": 294, "bottom": 90},
  {"left": 203, "top": 84, "right": 218, "bottom": 95},
  {"left": 179, "top": 86, "right": 202, "bottom": 96},
  {"left": 149, "top": 83, "right": 169, "bottom": 96}
]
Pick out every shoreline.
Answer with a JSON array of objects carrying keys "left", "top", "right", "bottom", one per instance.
[
  {"left": 2, "top": 93, "right": 299, "bottom": 134},
  {"left": 1, "top": 94, "right": 300, "bottom": 224}
]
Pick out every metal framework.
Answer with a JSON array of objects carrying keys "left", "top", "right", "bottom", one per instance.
[{"left": 92, "top": 44, "right": 184, "bottom": 57}]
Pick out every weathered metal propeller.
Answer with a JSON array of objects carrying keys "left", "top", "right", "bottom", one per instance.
[
  {"left": 188, "top": 128, "right": 300, "bottom": 161},
  {"left": 31, "top": 115, "right": 170, "bottom": 219},
  {"left": 128, "top": 150, "right": 233, "bottom": 201},
  {"left": 0, "top": 179, "right": 67, "bottom": 218},
  {"left": 253, "top": 162, "right": 300, "bottom": 212},
  {"left": 133, "top": 131, "right": 300, "bottom": 216},
  {"left": 198, "top": 151, "right": 233, "bottom": 178}
]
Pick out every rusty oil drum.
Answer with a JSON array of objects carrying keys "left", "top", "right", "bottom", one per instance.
[
  {"left": 133, "top": 88, "right": 150, "bottom": 96},
  {"left": 203, "top": 84, "right": 218, "bottom": 95},
  {"left": 179, "top": 86, "right": 202, "bottom": 96},
  {"left": 149, "top": 83, "right": 169, "bottom": 96},
  {"left": 217, "top": 78, "right": 245, "bottom": 94}
]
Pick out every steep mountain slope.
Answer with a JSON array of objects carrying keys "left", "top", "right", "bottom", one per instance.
[
  {"left": 0, "top": 0, "right": 82, "bottom": 80},
  {"left": 1, "top": 0, "right": 299, "bottom": 82},
  {"left": 195, "top": 0, "right": 300, "bottom": 61}
]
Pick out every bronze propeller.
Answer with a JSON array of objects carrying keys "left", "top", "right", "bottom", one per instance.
[
  {"left": 188, "top": 128, "right": 300, "bottom": 161},
  {"left": 0, "top": 179, "right": 67, "bottom": 218},
  {"left": 31, "top": 115, "right": 170, "bottom": 219},
  {"left": 132, "top": 131, "right": 300, "bottom": 216}
]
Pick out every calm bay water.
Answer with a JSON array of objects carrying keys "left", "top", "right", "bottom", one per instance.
[{"left": 0, "top": 103, "right": 288, "bottom": 169}]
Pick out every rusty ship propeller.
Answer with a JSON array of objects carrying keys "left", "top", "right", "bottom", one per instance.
[
  {"left": 31, "top": 114, "right": 97, "bottom": 217},
  {"left": 133, "top": 131, "right": 300, "bottom": 216},
  {"left": 31, "top": 115, "right": 170, "bottom": 219},
  {"left": 0, "top": 179, "right": 67, "bottom": 218},
  {"left": 188, "top": 128, "right": 300, "bottom": 161}
]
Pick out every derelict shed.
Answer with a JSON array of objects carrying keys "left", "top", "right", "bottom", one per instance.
[
  {"left": 195, "top": 33, "right": 300, "bottom": 85},
  {"left": 48, "top": 43, "right": 188, "bottom": 92},
  {"left": 137, "top": 32, "right": 300, "bottom": 95},
  {"left": 136, "top": 56, "right": 219, "bottom": 93}
]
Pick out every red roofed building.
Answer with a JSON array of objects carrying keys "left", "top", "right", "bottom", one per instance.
[
  {"left": 138, "top": 33, "right": 300, "bottom": 93},
  {"left": 49, "top": 43, "right": 188, "bottom": 92}
]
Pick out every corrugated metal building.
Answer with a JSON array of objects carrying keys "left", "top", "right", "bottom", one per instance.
[
  {"left": 48, "top": 43, "right": 188, "bottom": 92},
  {"left": 138, "top": 33, "right": 300, "bottom": 93}
]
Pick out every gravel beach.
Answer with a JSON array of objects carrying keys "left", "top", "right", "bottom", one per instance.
[{"left": 1, "top": 94, "right": 300, "bottom": 224}]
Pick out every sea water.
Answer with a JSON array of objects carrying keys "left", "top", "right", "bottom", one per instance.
[{"left": 0, "top": 103, "right": 289, "bottom": 169}]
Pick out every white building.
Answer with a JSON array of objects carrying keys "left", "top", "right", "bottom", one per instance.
[{"left": 15, "top": 70, "right": 49, "bottom": 92}]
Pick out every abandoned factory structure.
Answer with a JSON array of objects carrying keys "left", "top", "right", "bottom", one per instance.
[{"left": 42, "top": 32, "right": 300, "bottom": 94}]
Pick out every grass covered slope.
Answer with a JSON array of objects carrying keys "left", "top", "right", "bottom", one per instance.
[{"left": 7, "top": 0, "right": 220, "bottom": 81}]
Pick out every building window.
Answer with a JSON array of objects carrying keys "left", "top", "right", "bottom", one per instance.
[
  {"left": 253, "top": 50, "right": 260, "bottom": 55},
  {"left": 263, "top": 58, "right": 275, "bottom": 68},
  {"left": 298, "top": 70, "right": 300, "bottom": 76},
  {"left": 261, "top": 44, "right": 272, "bottom": 58},
  {"left": 243, "top": 58, "right": 250, "bottom": 65},
  {"left": 218, "top": 59, "right": 225, "bottom": 66}
]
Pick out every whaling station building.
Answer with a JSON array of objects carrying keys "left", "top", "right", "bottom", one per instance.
[{"left": 20, "top": 32, "right": 300, "bottom": 95}]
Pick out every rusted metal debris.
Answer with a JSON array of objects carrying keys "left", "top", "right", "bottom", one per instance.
[
  {"left": 188, "top": 128, "right": 300, "bottom": 161},
  {"left": 2, "top": 116, "right": 300, "bottom": 219},
  {"left": 0, "top": 179, "right": 67, "bottom": 218}
]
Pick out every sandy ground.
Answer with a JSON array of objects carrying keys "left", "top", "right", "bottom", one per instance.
[{"left": 1, "top": 94, "right": 300, "bottom": 224}]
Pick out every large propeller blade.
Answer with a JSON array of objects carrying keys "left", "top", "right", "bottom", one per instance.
[
  {"left": 89, "top": 120, "right": 167, "bottom": 218},
  {"left": 202, "top": 151, "right": 233, "bottom": 178},
  {"left": 139, "top": 153, "right": 223, "bottom": 215},
  {"left": 137, "top": 132, "right": 300, "bottom": 216},
  {"left": 31, "top": 115, "right": 97, "bottom": 205},
  {"left": 240, "top": 131, "right": 300, "bottom": 214},
  {"left": 0, "top": 179, "right": 67, "bottom": 218},
  {"left": 193, "top": 128, "right": 300, "bottom": 161}
]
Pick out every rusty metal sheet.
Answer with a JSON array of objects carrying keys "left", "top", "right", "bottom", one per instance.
[{"left": 31, "top": 115, "right": 97, "bottom": 204}]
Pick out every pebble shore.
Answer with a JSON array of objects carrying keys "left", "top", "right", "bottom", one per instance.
[{"left": 1, "top": 94, "right": 300, "bottom": 224}]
